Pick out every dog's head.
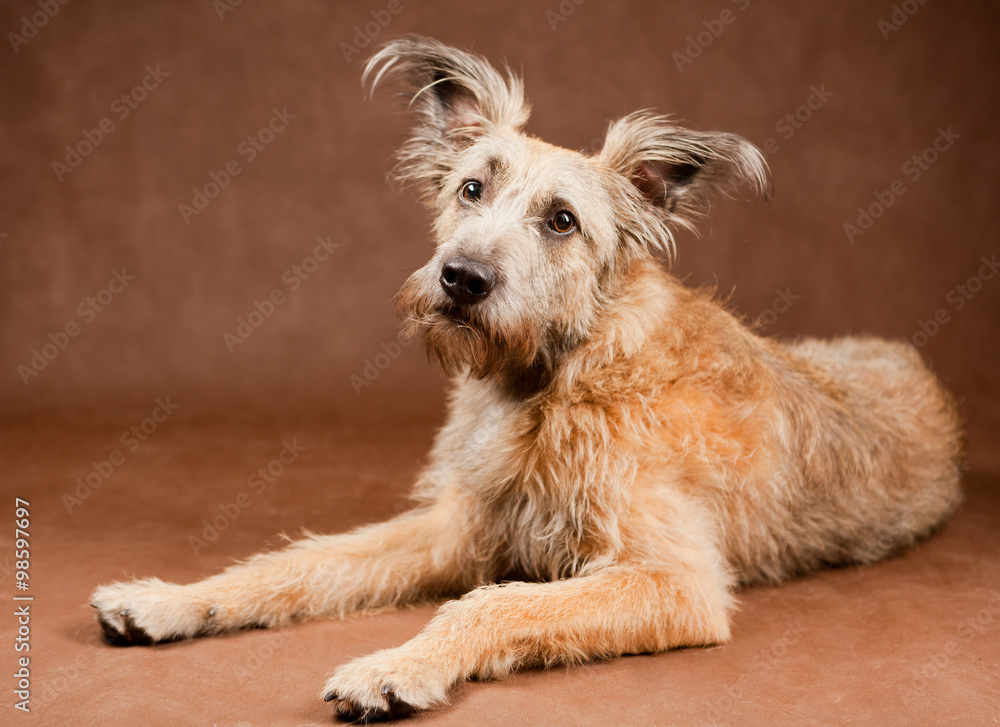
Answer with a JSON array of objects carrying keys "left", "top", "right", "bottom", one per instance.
[{"left": 364, "top": 37, "right": 768, "bottom": 384}]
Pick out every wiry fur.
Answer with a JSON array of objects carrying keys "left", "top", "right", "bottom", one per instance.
[
  {"left": 601, "top": 109, "right": 772, "bottom": 258},
  {"left": 363, "top": 36, "right": 530, "bottom": 203},
  {"left": 91, "top": 37, "right": 964, "bottom": 722}
]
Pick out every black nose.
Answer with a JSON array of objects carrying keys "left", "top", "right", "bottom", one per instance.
[{"left": 440, "top": 256, "right": 496, "bottom": 304}]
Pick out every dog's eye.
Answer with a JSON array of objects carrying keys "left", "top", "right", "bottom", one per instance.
[
  {"left": 550, "top": 211, "right": 576, "bottom": 234},
  {"left": 460, "top": 180, "right": 483, "bottom": 203}
]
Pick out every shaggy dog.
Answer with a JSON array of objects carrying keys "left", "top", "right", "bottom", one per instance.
[{"left": 92, "top": 37, "right": 963, "bottom": 721}]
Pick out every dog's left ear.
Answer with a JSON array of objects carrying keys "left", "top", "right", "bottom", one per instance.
[
  {"left": 600, "top": 111, "right": 770, "bottom": 226},
  {"left": 364, "top": 36, "right": 530, "bottom": 200}
]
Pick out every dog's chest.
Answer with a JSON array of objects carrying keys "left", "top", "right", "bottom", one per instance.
[
  {"left": 440, "top": 378, "right": 616, "bottom": 578},
  {"left": 439, "top": 380, "right": 537, "bottom": 492}
]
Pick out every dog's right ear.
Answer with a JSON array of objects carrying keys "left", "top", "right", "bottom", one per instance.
[{"left": 363, "top": 37, "right": 530, "bottom": 201}]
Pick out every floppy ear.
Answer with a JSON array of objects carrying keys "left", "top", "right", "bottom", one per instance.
[
  {"left": 363, "top": 36, "right": 530, "bottom": 200},
  {"left": 599, "top": 111, "right": 770, "bottom": 239}
]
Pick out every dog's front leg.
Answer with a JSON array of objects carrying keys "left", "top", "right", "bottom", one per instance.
[
  {"left": 91, "top": 493, "right": 479, "bottom": 645},
  {"left": 323, "top": 563, "right": 733, "bottom": 720}
]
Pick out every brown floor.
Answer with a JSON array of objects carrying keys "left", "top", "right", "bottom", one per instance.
[{"left": 3, "top": 417, "right": 998, "bottom": 726}]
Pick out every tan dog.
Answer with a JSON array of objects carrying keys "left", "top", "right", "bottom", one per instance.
[{"left": 91, "top": 37, "right": 963, "bottom": 721}]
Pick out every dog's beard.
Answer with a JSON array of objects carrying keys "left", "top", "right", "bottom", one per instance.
[{"left": 396, "top": 274, "right": 543, "bottom": 379}]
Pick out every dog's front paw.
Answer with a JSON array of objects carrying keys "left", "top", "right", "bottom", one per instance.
[
  {"left": 321, "top": 648, "right": 451, "bottom": 721},
  {"left": 90, "top": 578, "right": 216, "bottom": 645}
]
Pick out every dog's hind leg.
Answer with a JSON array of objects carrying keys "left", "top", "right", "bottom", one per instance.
[{"left": 90, "top": 492, "right": 480, "bottom": 645}]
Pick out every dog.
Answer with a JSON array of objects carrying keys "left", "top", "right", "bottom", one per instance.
[{"left": 91, "top": 37, "right": 964, "bottom": 721}]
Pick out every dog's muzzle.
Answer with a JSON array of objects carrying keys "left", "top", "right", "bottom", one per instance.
[{"left": 440, "top": 255, "right": 496, "bottom": 305}]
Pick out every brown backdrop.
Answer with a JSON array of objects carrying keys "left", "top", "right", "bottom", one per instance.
[
  {"left": 2, "top": 0, "right": 998, "bottom": 465},
  {"left": 2, "top": 2, "right": 1000, "bottom": 725}
]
